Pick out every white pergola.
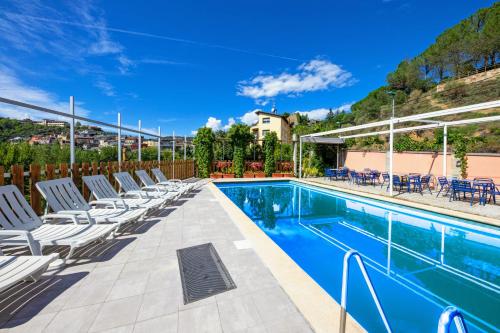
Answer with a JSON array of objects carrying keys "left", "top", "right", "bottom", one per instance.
[{"left": 299, "top": 100, "right": 500, "bottom": 195}]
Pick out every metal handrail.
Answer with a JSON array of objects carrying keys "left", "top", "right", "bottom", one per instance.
[
  {"left": 437, "top": 306, "right": 469, "bottom": 333},
  {"left": 339, "top": 249, "right": 392, "bottom": 333}
]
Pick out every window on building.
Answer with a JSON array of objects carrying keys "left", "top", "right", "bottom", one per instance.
[
  {"left": 262, "top": 117, "right": 271, "bottom": 124},
  {"left": 262, "top": 130, "right": 270, "bottom": 137}
]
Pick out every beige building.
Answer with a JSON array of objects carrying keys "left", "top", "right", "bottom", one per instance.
[{"left": 250, "top": 110, "right": 297, "bottom": 144}]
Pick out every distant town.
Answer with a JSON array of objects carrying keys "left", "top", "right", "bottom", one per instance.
[{"left": 5, "top": 118, "right": 193, "bottom": 150}]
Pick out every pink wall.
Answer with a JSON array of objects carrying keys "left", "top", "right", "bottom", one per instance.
[{"left": 343, "top": 151, "right": 500, "bottom": 183}]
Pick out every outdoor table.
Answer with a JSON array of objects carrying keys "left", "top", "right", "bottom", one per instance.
[{"left": 471, "top": 179, "right": 493, "bottom": 205}]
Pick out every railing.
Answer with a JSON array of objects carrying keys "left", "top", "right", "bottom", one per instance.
[
  {"left": 437, "top": 307, "right": 469, "bottom": 333},
  {"left": 0, "top": 160, "right": 195, "bottom": 215},
  {"left": 339, "top": 249, "right": 392, "bottom": 333}
]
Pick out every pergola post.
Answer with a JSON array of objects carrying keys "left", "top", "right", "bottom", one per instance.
[
  {"left": 69, "top": 96, "right": 75, "bottom": 165},
  {"left": 336, "top": 144, "right": 340, "bottom": 168},
  {"left": 299, "top": 137, "right": 303, "bottom": 178},
  {"left": 118, "top": 113, "right": 122, "bottom": 170},
  {"left": 172, "top": 131, "right": 175, "bottom": 179},
  {"left": 157, "top": 126, "right": 161, "bottom": 163},
  {"left": 293, "top": 134, "right": 297, "bottom": 175},
  {"left": 389, "top": 118, "right": 394, "bottom": 196},
  {"left": 184, "top": 135, "right": 187, "bottom": 160},
  {"left": 443, "top": 124, "right": 448, "bottom": 177},
  {"left": 138, "top": 120, "right": 142, "bottom": 162}
]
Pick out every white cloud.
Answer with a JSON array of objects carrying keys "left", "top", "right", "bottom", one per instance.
[
  {"left": 239, "top": 109, "right": 260, "bottom": 126},
  {"left": 117, "top": 55, "right": 135, "bottom": 74},
  {"left": 191, "top": 130, "right": 198, "bottom": 135},
  {"left": 94, "top": 77, "right": 115, "bottom": 96},
  {"left": 238, "top": 59, "right": 354, "bottom": 104},
  {"left": 204, "top": 116, "right": 237, "bottom": 131},
  {"left": 0, "top": 67, "right": 90, "bottom": 120},
  {"left": 296, "top": 103, "right": 354, "bottom": 121},
  {"left": 205, "top": 117, "right": 222, "bottom": 130},
  {"left": 223, "top": 117, "right": 236, "bottom": 131}
]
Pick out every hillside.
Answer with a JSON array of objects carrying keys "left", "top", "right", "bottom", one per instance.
[{"left": 293, "top": 3, "right": 500, "bottom": 154}]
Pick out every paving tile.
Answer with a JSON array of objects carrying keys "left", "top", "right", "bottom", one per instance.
[
  {"left": 80, "top": 264, "right": 124, "bottom": 286},
  {"left": 62, "top": 279, "right": 115, "bottom": 309},
  {"left": 136, "top": 289, "right": 180, "bottom": 321},
  {"left": 217, "top": 294, "right": 262, "bottom": 332},
  {"left": 251, "top": 287, "right": 299, "bottom": 324},
  {"left": 89, "top": 295, "right": 142, "bottom": 332},
  {"left": 2, "top": 312, "right": 56, "bottom": 333},
  {"left": 177, "top": 303, "right": 222, "bottom": 333},
  {"left": 94, "top": 325, "right": 134, "bottom": 333},
  {"left": 106, "top": 277, "right": 148, "bottom": 301},
  {"left": 44, "top": 303, "right": 101, "bottom": 333},
  {"left": 133, "top": 313, "right": 177, "bottom": 333}
]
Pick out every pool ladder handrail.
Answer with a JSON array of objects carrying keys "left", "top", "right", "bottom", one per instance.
[
  {"left": 339, "top": 249, "right": 393, "bottom": 333},
  {"left": 437, "top": 306, "right": 469, "bottom": 333}
]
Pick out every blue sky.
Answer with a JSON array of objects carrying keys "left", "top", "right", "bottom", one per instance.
[{"left": 0, "top": 0, "right": 495, "bottom": 137}]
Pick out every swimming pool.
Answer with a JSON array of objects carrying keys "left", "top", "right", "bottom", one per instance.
[{"left": 216, "top": 181, "right": 500, "bottom": 333}]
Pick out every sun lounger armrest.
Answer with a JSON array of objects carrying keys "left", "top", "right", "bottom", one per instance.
[
  {"left": 0, "top": 230, "right": 42, "bottom": 255},
  {"left": 142, "top": 185, "right": 162, "bottom": 192},
  {"left": 90, "top": 198, "right": 128, "bottom": 209},
  {"left": 43, "top": 210, "right": 96, "bottom": 225}
]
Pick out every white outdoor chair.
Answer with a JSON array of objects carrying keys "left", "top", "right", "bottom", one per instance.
[
  {"left": 0, "top": 254, "right": 58, "bottom": 292},
  {"left": 135, "top": 170, "right": 188, "bottom": 195},
  {"left": 82, "top": 175, "right": 169, "bottom": 212},
  {"left": 0, "top": 185, "right": 116, "bottom": 260},
  {"left": 36, "top": 178, "right": 147, "bottom": 230},
  {"left": 151, "top": 168, "right": 197, "bottom": 192},
  {"left": 114, "top": 172, "right": 179, "bottom": 200}
]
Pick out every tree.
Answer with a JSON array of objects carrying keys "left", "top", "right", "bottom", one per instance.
[
  {"left": 227, "top": 124, "right": 253, "bottom": 177},
  {"left": 193, "top": 127, "right": 215, "bottom": 178},
  {"left": 263, "top": 132, "right": 278, "bottom": 176}
]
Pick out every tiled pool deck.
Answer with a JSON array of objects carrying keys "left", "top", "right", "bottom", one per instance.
[
  {"left": 0, "top": 185, "right": 312, "bottom": 333},
  {"left": 306, "top": 177, "right": 500, "bottom": 223}
]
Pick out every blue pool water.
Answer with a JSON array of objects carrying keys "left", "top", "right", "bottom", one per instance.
[{"left": 217, "top": 181, "right": 500, "bottom": 333}]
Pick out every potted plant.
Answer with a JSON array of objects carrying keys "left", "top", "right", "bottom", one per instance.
[
  {"left": 280, "top": 161, "right": 294, "bottom": 177},
  {"left": 251, "top": 161, "right": 265, "bottom": 178},
  {"left": 219, "top": 161, "right": 235, "bottom": 178}
]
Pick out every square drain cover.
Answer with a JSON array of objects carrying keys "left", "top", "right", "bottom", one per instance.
[{"left": 177, "top": 243, "right": 236, "bottom": 304}]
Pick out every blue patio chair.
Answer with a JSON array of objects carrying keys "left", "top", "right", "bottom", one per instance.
[
  {"left": 369, "top": 171, "right": 380, "bottom": 186},
  {"left": 324, "top": 168, "right": 336, "bottom": 181},
  {"left": 420, "top": 175, "right": 432, "bottom": 194},
  {"left": 349, "top": 170, "right": 358, "bottom": 184},
  {"left": 381, "top": 172, "right": 390, "bottom": 189},
  {"left": 436, "top": 177, "right": 450, "bottom": 197},
  {"left": 392, "top": 175, "right": 405, "bottom": 193},
  {"left": 487, "top": 182, "right": 500, "bottom": 204},
  {"left": 450, "top": 180, "right": 477, "bottom": 206},
  {"left": 339, "top": 168, "right": 349, "bottom": 181}
]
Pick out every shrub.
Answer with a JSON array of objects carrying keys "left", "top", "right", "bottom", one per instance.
[
  {"left": 193, "top": 127, "right": 215, "bottom": 178},
  {"left": 263, "top": 132, "right": 278, "bottom": 176},
  {"left": 227, "top": 124, "right": 253, "bottom": 177}
]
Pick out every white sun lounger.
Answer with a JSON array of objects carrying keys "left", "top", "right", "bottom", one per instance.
[
  {"left": 135, "top": 170, "right": 189, "bottom": 195},
  {"left": 151, "top": 168, "right": 198, "bottom": 191},
  {"left": 0, "top": 185, "right": 116, "bottom": 259},
  {"left": 0, "top": 254, "right": 58, "bottom": 292},
  {"left": 82, "top": 175, "right": 169, "bottom": 212},
  {"left": 114, "top": 172, "right": 180, "bottom": 200},
  {"left": 36, "top": 178, "right": 147, "bottom": 230}
]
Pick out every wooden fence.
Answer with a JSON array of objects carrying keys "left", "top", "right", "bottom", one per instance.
[{"left": 0, "top": 160, "right": 195, "bottom": 215}]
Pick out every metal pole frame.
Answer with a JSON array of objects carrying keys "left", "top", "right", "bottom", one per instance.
[
  {"left": 157, "top": 126, "right": 161, "bottom": 163},
  {"left": 299, "top": 137, "right": 303, "bottom": 178},
  {"left": 443, "top": 124, "right": 448, "bottom": 177},
  {"left": 117, "top": 113, "right": 122, "bottom": 170},
  {"left": 69, "top": 96, "right": 75, "bottom": 165},
  {"left": 138, "top": 120, "right": 142, "bottom": 162},
  {"left": 172, "top": 131, "right": 175, "bottom": 179},
  {"left": 184, "top": 135, "right": 187, "bottom": 160},
  {"left": 389, "top": 118, "right": 394, "bottom": 196}
]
